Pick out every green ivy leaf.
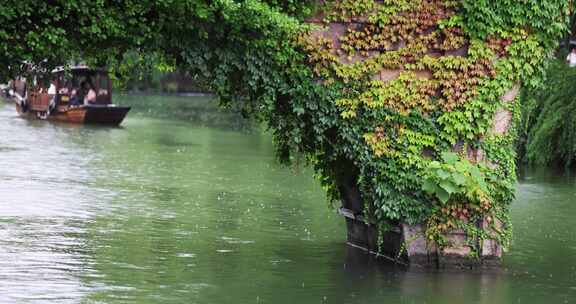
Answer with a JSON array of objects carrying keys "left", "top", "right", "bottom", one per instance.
[
  {"left": 436, "top": 169, "right": 451, "bottom": 179},
  {"left": 441, "top": 152, "right": 459, "bottom": 164},
  {"left": 429, "top": 161, "right": 441, "bottom": 169},
  {"left": 436, "top": 188, "right": 450, "bottom": 204},
  {"left": 451, "top": 172, "right": 467, "bottom": 185},
  {"left": 454, "top": 161, "right": 468, "bottom": 172},
  {"left": 470, "top": 166, "right": 482, "bottom": 179},
  {"left": 439, "top": 180, "right": 458, "bottom": 195},
  {"left": 422, "top": 179, "right": 436, "bottom": 193}
]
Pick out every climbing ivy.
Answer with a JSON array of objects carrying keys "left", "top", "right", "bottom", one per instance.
[{"left": 290, "top": 0, "right": 569, "bottom": 253}]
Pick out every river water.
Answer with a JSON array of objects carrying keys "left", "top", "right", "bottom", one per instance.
[{"left": 0, "top": 96, "right": 575, "bottom": 303}]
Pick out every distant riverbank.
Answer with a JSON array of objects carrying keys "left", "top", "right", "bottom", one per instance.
[{"left": 116, "top": 93, "right": 254, "bottom": 131}]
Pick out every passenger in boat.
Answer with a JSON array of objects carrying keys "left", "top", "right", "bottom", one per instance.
[
  {"left": 58, "top": 86, "right": 69, "bottom": 95},
  {"left": 69, "top": 89, "right": 81, "bottom": 106},
  {"left": 47, "top": 80, "right": 57, "bottom": 112},
  {"left": 80, "top": 81, "right": 96, "bottom": 105},
  {"left": 47, "top": 80, "right": 57, "bottom": 96}
]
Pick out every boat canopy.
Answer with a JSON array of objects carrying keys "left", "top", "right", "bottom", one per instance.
[{"left": 52, "top": 66, "right": 112, "bottom": 105}]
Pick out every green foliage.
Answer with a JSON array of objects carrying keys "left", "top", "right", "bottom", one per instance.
[
  {"left": 520, "top": 60, "right": 576, "bottom": 168},
  {"left": 0, "top": 0, "right": 157, "bottom": 80},
  {"left": 422, "top": 152, "right": 488, "bottom": 204},
  {"left": 261, "top": 0, "right": 317, "bottom": 19},
  {"left": 462, "top": 0, "right": 570, "bottom": 46}
]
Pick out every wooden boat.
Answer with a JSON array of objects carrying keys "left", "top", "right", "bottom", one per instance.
[{"left": 10, "top": 65, "right": 130, "bottom": 126}]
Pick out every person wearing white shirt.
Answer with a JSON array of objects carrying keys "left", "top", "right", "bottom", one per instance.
[
  {"left": 567, "top": 48, "right": 576, "bottom": 67},
  {"left": 47, "top": 81, "right": 56, "bottom": 95}
]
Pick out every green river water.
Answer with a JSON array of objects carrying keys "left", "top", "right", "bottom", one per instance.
[{"left": 0, "top": 96, "right": 575, "bottom": 304}]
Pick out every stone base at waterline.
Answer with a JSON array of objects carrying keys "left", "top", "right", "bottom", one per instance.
[{"left": 338, "top": 208, "right": 502, "bottom": 270}]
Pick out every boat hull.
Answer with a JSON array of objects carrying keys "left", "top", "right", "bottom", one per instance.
[{"left": 16, "top": 104, "right": 131, "bottom": 126}]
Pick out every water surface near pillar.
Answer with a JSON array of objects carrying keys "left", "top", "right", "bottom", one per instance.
[{"left": 0, "top": 96, "right": 574, "bottom": 303}]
